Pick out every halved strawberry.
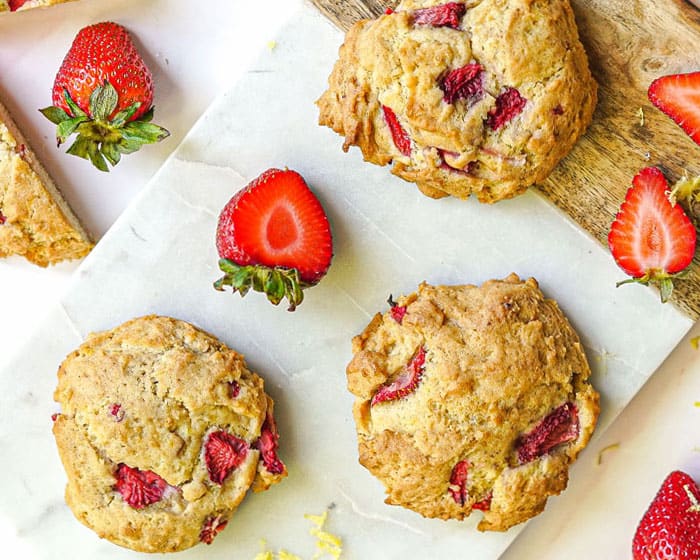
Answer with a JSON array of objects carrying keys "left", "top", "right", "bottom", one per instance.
[
  {"left": 608, "top": 166, "right": 696, "bottom": 302},
  {"left": 648, "top": 71, "right": 700, "bottom": 146},
  {"left": 114, "top": 463, "right": 168, "bottom": 509},
  {"left": 517, "top": 402, "right": 579, "bottom": 464},
  {"left": 214, "top": 169, "right": 333, "bottom": 311},
  {"left": 204, "top": 430, "right": 249, "bottom": 485},
  {"left": 371, "top": 346, "right": 427, "bottom": 405},
  {"left": 633, "top": 470, "right": 700, "bottom": 560}
]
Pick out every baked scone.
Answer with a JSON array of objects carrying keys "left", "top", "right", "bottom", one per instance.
[
  {"left": 346, "top": 274, "right": 599, "bottom": 531},
  {"left": 0, "top": 99, "right": 92, "bottom": 266},
  {"left": 52, "top": 316, "right": 287, "bottom": 553},
  {"left": 317, "top": 0, "right": 597, "bottom": 202},
  {"left": 0, "top": 0, "right": 76, "bottom": 12}
]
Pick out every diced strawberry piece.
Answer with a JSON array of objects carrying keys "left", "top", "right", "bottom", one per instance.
[
  {"left": 486, "top": 87, "right": 527, "bottom": 130},
  {"left": 449, "top": 460, "right": 469, "bottom": 505},
  {"left": 199, "top": 515, "right": 229, "bottom": 545},
  {"left": 517, "top": 402, "right": 579, "bottom": 464},
  {"left": 390, "top": 305, "right": 407, "bottom": 324},
  {"left": 412, "top": 3, "right": 466, "bottom": 29},
  {"left": 382, "top": 105, "right": 412, "bottom": 157},
  {"left": 648, "top": 71, "right": 700, "bottom": 146},
  {"left": 8, "top": 0, "right": 28, "bottom": 11},
  {"left": 228, "top": 381, "right": 241, "bottom": 398},
  {"left": 114, "top": 463, "right": 168, "bottom": 509},
  {"left": 0, "top": 212, "right": 6, "bottom": 225},
  {"left": 440, "top": 63, "right": 483, "bottom": 105},
  {"left": 385, "top": 7, "right": 394, "bottom": 14},
  {"left": 204, "top": 430, "right": 249, "bottom": 484},
  {"left": 608, "top": 167, "right": 696, "bottom": 302},
  {"left": 633, "top": 471, "right": 700, "bottom": 560},
  {"left": 51, "top": 413, "right": 59, "bottom": 422},
  {"left": 110, "top": 403, "right": 125, "bottom": 422},
  {"left": 437, "top": 148, "right": 475, "bottom": 175},
  {"left": 255, "top": 410, "right": 285, "bottom": 475},
  {"left": 371, "top": 346, "right": 427, "bottom": 405},
  {"left": 472, "top": 492, "right": 493, "bottom": 511}
]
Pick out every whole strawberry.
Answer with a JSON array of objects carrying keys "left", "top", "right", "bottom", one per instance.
[
  {"left": 40, "top": 22, "right": 169, "bottom": 171},
  {"left": 214, "top": 168, "right": 333, "bottom": 311},
  {"left": 608, "top": 166, "right": 696, "bottom": 302},
  {"left": 633, "top": 470, "right": 700, "bottom": 560}
]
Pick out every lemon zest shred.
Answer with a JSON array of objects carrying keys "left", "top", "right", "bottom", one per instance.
[
  {"left": 691, "top": 336, "right": 700, "bottom": 350},
  {"left": 267, "top": 40, "right": 277, "bottom": 50},
  {"left": 637, "top": 107, "right": 645, "bottom": 126},
  {"left": 596, "top": 443, "right": 620, "bottom": 466}
]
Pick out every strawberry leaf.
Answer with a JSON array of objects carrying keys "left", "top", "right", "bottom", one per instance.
[
  {"left": 62, "top": 89, "right": 87, "bottom": 118},
  {"left": 87, "top": 140, "right": 109, "bottom": 172},
  {"left": 56, "top": 116, "right": 88, "bottom": 145},
  {"left": 89, "top": 81, "right": 119, "bottom": 122},
  {"left": 39, "top": 106, "right": 71, "bottom": 125},
  {"left": 122, "top": 121, "right": 170, "bottom": 144},
  {"left": 111, "top": 102, "right": 141, "bottom": 128},
  {"left": 100, "top": 141, "right": 121, "bottom": 166}
]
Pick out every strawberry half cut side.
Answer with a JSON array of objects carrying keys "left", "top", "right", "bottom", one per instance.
[
  {"left": 39, "top": 22, "right": 169, "bottom": 171},
  {"left": 517, "top": 402, "right": 579, "bottom": 464},
  {"left": 632, "top": 470, "right": 700, "bottom": 560},
  {"left": 648, "top": 71, "right": 700, "bottom": 146},
  {"left": 608, "top": 166, "right": 696, "bottom": 303},
  {"left": 114, "top": 463, "right": 168, "bottom": 509},
  {"left": 371, "top": 346, "right": 427, "bottom": 405}
]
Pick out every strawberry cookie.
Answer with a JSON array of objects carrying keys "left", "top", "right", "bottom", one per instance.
[
  {"left": 52, "top": 316, "right": 286, "bottom": 552},
  {"left": 0, "top": 0, "right": 76, "bottom": 12},
  {"left": 346, "top": 274, "right": 599, "bottom": 531},
  {"left": 317, "top": 0, "right": 597, "bottom": 202}
]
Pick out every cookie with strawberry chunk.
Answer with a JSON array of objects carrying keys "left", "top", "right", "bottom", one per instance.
[
  {"left": 52, "top": 316, "right": 287, "bottom": 552},
  {"left": 0, "top": 0, "right": 76, "bottom": 13},
  {"left": 317, "top": 0, "right": 597, "bottom": 202},
  {"left": 346, "top": 274, "right": 599, "bottom": 531}
]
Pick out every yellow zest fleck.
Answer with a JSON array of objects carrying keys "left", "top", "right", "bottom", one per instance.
[
  {"left": 637, "top": 107, "right": 645, "bottom": 126},
  {"left": 670, "top": 175, "right": 700, "bottom": 207},
  {"left": 691, "top": 336, "right": 700, "bottom": 350},
  {"left": 278, "top": 551, "right": 302, "bottom": 560},
  {"left": 267, "top": 40, "right": 277, "bottom": 51},
  {"left": 305, "top": 511, "right": 343, "bottom": 560},
  {"left": 694, "top": 401, "right": 700, "bottom": 408},
  {"left": 596, "top": 443, "right": 620, "bottom": 466}
]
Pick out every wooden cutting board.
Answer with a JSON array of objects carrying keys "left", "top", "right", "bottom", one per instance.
[{"left": 310, "top": 0, "right": 700, "bottom": 320}]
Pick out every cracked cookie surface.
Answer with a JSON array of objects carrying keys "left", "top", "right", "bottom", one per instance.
[
  {"left": 317, "top": 0, "right": 597, "bottom": 202},
  {"left": 346, "top": 274, "right": 599, "bottom": 531},
  {"left": 53, "top": 315, "right": 286, "bottom": 552}
]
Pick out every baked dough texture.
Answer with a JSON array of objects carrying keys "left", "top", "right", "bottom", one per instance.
[
  {"left": 53, "top": 316, "right": 287, "bottom": 552},
  {"left": 346, "top": 274, "right": 599, "bottom": 531},
  {"left": 317, "top": 0, "right": 597, "bottom": 202},
  {"left": 0, "top": 100, "right": 92, "bottom": 265},
  {"left": 0, "top": 0, "right": 76, "bottom": 12}
]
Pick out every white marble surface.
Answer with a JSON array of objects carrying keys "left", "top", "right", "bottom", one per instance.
[{"left": 1, "top": 1, "right": 700, "bottom": 559}]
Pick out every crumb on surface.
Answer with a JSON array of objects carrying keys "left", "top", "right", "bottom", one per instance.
[{"left": 267, "top": 40, "right": 277, "bottom": 50}]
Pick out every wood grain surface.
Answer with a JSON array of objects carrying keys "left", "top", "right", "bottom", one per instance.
[{"left": 309, "top": 0, "right": 700, "bottom": 320}]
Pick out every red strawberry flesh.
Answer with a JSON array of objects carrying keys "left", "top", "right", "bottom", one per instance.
[
  {"left": 633, "top": 470, "right": 700, "bottom": 560},
  {"left": 52, "top": 22, "right": 153, "bottom": 122},
  {"left": 205, "top": 430, "right": 249, "bottom": 484},
  {"left": 412, "top": 3, "right": 466, "bottom": 29},
  {"left": 390, "top": 305, "right": 407, "bottom": 324},
  {"left": 440, "top": 64, "right": 484, "bottom": 105},
  {"left": 382, "top": 105, "right": 412, "bottom": 157},
  {"left": 228, "top": 380, "right": 241, "bottom": 398},
  {"left": 517, "top": 402, "right": 579, "bottom": 464},
  {"left": 216, "top": 169, "right": 332, "bottom": 285},
  {"left": 114, "top": 463, "right": 168, "bottom": 509},
  {"left": 8, "top": 0, "right": 28, "bottom": 11},
  {"left": 200, "top": 515, "right": 228, "bottom": 545},
  {"left": 648, "top": 71, "right": 700, "bottom": 146},
  {"left": 608, "top": 166, "right": 696, "bottom": 278},
  {"left": 486, "top": 87, "right": 527, "bottom": 130},
  {"left": 371, "top": 346, "right": 427, "bottom": 405},
  {"left": 472, "top": 492, "right": 493, "bottom": 511},
  {"left": 256, "top": 410, "right": 285, "bottom": 475},
  {"left": 449, "top": 460, "right": 469, "bottom": 505}
]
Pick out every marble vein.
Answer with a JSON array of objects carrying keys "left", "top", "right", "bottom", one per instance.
[{"left": 337, "top": 487, "right": 428, "bottom": 536}]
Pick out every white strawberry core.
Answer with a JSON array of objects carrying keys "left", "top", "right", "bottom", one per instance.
[{"left": 266, "top": 205, "right": 298, "bottom": 252}]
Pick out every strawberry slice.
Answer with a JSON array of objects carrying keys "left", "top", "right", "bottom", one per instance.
[
  {"left": 440, "top": 63, "right": 484, "bottom": 105},
  {"left": 633, "top": 470, "right": 700, "bottom": 560},
  {"left": 8, "top": 0, "right": 28, "bottom": 10},
  {"left": 448, "top": 460, "right": 469, "bottom": 506},
  {"left": 608, "top": 166, "right": 696, "bottom": 302},
  {"left": 486, "top": 87, "right": 527, "bottom": 130},
  {"left": 648, "top": 71, "right": 700, "bottom": 146},
  {"left": 371, "top": 346, "right": 427, "bottom": 405},
  {"left": 256, "top": 410, "right": 286, "bottom": 475},
  {"left": 204, "top": 430, "right": 249, "bottom": 485},
  {"left": 114, "top": 463, "right": 168, "bottom": 509},
  {"left": 412, "top": 3, "right": 467, "bottom": 29},
  {"left": 199, "top": 515, "right": 228, "bottom": 545},
  {"left": 382, "top": 105, "right": 412, "bottom": 157},
  {"left": 517, "top": 402, "right": 579, "bottom": 464},
  {"left": 214, "top": 168, "right": 333, "bottom": 311}
]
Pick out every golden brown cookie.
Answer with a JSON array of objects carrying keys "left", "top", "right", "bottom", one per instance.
[
  {"left": 52, "top": 316, "right": 287, "bottom": 552},
  {"left": 346, "top": 274, "right": 599, "bottom": 531},
  {"left": 317, "top": 0, "right": 597, "bottom": 202},
  {"left": 0, "top": 0, "right": 77, "bottom": 13},
  {"left": 0, "top": 99, "right": 93, "bottom": 266}
]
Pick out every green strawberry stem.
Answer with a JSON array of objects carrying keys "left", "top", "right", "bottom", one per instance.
[
  {"left": 616, "top": 269, "right": 688, "bottom": 303},
  {"left": 39, "top": 82, "right": 169, "bottom": 172},
  {"left": 214, "top": 259, "right": 310, "bottom": 312}
]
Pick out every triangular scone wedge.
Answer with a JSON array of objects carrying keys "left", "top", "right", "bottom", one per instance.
[
  {"left": 0, "top": 0, "right": 77, "bottom": 13},
  {"left": 0, "top": 100, "right": 93, "bottom": 266}
]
